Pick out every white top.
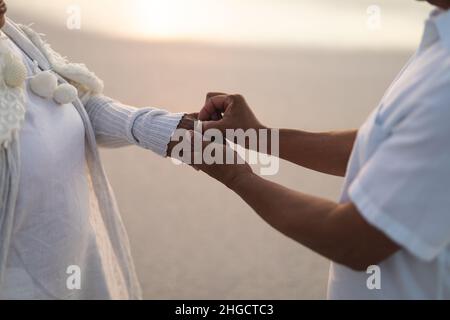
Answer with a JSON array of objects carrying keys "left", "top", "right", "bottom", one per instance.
[
  {"left": 0, "top": 23, "right": 184, "bottom": 299},
  {"left": 328, "top": 9, "right": 450, "bottom": 299},
  {"left": 0, "top": 36, "right": 130, "bottom": 299}
]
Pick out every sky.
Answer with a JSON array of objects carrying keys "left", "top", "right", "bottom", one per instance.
[{"left": 8, "top": 0, "right": 433, "bottom": 50}]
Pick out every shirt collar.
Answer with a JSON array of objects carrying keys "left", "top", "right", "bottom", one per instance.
[{"left": 420, "top": 9, "right": 450, "bottom": 51}]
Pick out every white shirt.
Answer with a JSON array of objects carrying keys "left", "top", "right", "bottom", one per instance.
[
  {"left": 0, "top": 37, "right": 128, "bottom": 299},
  {"left": 0, "top": 19, "right": 184, "bottom": 299},
  {"left": 328, "top": 9, "right": 450, "bottom": 299}
]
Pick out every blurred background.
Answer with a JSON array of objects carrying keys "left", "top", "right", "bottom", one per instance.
[{"left": 7, "top": 0, "right": 431, "bottom": 299}]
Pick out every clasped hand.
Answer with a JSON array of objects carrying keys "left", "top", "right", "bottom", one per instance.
[{"left": 169, "top": 92, "right": 267, "bottom": 189}]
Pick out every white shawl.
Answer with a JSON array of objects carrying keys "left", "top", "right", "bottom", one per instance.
[{"left": 0, "top": 19, "right": 142, "bottom": 299}]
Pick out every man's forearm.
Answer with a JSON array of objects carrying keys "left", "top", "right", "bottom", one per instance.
[
  {"left": 198, "top": 94, "right": 356, "bottom": 176},
  {"left": 229, "top": 171, "right": 398, "bottom": 270},
  {"left": 278, "top": 129, "right": 357, "bottom": 177},
  {"left": 230, "top": 172, "right": 346, "bottom": 264}
]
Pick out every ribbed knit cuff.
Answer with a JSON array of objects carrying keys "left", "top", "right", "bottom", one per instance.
[{"left": 131, "top": 109, "right": 184, "bottom": 157}]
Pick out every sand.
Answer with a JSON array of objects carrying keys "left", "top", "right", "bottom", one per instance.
[{"left": 8, "top": 11, "right": 412, "bottom": 299}]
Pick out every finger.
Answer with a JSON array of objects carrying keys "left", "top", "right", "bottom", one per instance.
[
  {"left": 205, "top": 92, "right": 227, "bottom": 103},
  {"left": 177, "top": 115, "right": 195, "bottom": 130},
  {"left": 199, "top": 94, "right": 230, "bottom": 121},
  {"left": 186, "top": 112, "right": 199, "bottom": 120},
  {"left": 206, "top": 92, "right": 227, "bottom": 120},
  {"left": 189, "top": 139, "right": 239, "bottom": 167},
  {"left": 209, "top": 94, "right": 233, "bottom": 112},
  {"left": 199, "top": 98, "right": 225, "bottom": 121},
  {"left": 202, "top": 119, "right": 224, "bottom": 132},
  {"left": 188, "top": 129, "right": 222, "bottom": 151},
  {"left": 200, "top": 92, "right": 226, "bottom": 121}
]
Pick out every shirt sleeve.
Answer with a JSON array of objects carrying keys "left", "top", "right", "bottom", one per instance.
[
  {"left": 348, "top": 101, "right": 450, "bottom": 262},
  {"left": 84, "top": 94, "right": 184, "bottom": 156}
]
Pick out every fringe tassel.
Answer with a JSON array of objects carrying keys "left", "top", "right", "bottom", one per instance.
[{"left": 0, "top": 137, "right": 20, "bottom": 287}]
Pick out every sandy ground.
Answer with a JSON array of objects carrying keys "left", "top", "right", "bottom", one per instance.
[{"left": 8, "top": 12, "right": 412, "bottom": 299}]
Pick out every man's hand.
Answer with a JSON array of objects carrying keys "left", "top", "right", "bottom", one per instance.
[
  {"left": 199, "top": 93, "right": 265, "bottom": 132},
  {"left": 190, "top": 137, "right": 253, "bottom": 189},
  {"left": 166, "top": 108, "right": 254, "bottom": 187}
]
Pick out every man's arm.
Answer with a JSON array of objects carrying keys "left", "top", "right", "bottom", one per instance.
[
  {"left": 194, "top": 153, "right": 399, "bottom": 271},
  {"left": 231, "top": 172, "right": 399, "bottom": 271},
  {"left": 199, "top": 93, "right": 356, "bottom": 177},
  {"left": 195, "top": 92, "right": 399, "bottom": 269},
  {"left": 278, "top": 129, "right": 356, "bottom": 176}
]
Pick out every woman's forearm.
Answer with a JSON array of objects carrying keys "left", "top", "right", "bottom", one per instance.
[
  {"left": 84, "top": 94, "right": 183, "bottom": 155},
  {"left": 278, "top": 129, "right": 357, "bottom": 177}
]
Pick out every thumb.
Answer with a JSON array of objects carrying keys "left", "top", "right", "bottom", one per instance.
[
  {"left": 202, "top": 119, "right": 224, "bottom": 132},
  {"left": 201, "top": 120, "right": 228, "bottom": 145}
]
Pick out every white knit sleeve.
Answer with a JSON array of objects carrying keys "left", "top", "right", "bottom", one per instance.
[{"left": 84, "top": 94, "right": 184, "bottom": 157}]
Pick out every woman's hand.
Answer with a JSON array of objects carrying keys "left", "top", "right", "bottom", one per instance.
[{"left": 166, "top": 113, "right": 197, "bottom": 157}]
